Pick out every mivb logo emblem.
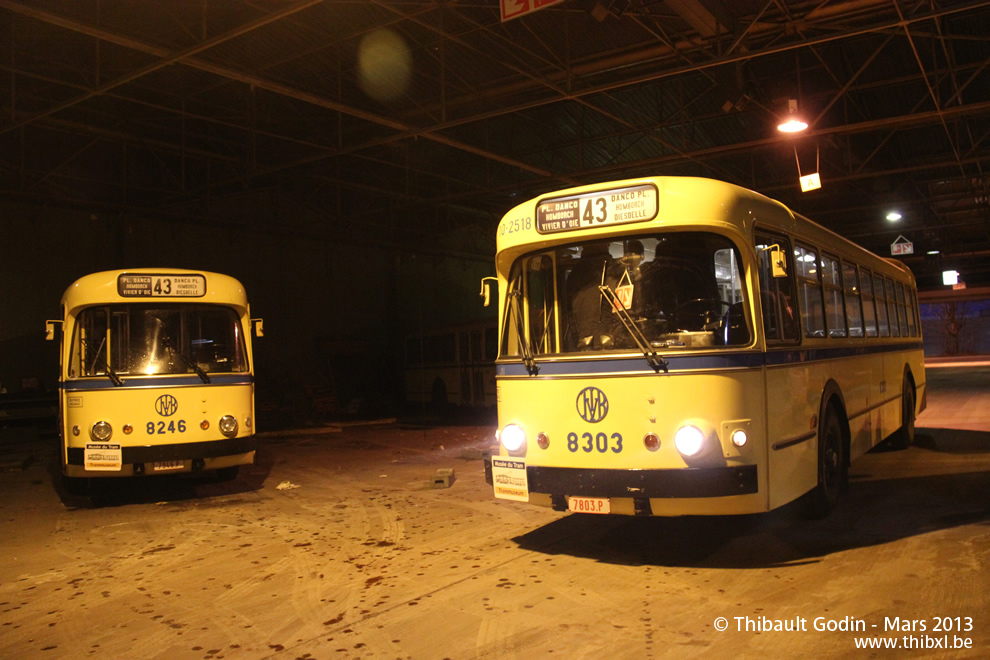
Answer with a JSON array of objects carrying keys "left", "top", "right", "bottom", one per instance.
[
  {"left": 576, "top": 387, "right": 609, "bottom": 423},
  {"left": 155, "top": 394, "right": 178, "bottom": 417}
]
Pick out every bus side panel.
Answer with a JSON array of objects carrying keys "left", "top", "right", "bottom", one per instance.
[
  {"left": 61, "top": 383, "right": 254, "bottom": 476},
  {"left": 765, "top": 361, "right": 820, "bottom": 510},
  {"left": 767, "top": 347, "right": 896, "bottom": 510},
  {"left": 836, "top": 351, "right": 885, "bottom": 461}
]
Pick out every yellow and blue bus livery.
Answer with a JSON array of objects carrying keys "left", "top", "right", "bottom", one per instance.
[
  {"left": 47, "top": 269, "right": 263, "bottom": 484},
  {"left": 483, "top": 176, "right": 924, "bottom": 518}
]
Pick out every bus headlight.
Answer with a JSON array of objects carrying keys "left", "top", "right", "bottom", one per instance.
[
  {"left": 674, "top": 425, "right": 704, "bottom": 457},
  {"left": 498, "top": 423, "right": 526, "bottom": 453},
  {"left": 731, "top": 429, "right": 748, "bottom": 447},
  {"left": 218, "top": 415, "right": 238, "bottom": 438},
  {"left": 91, "top": 421, "right": 113, "bottom": 441}
]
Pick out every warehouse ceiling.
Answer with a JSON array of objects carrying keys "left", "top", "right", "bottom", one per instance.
[{"left": 2, "top": 0, "right": 989, "bottom": 288}]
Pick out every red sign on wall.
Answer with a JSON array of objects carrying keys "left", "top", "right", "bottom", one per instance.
[
  {"left": 501, "top": 0, "right": 565, "bottom": 22},
  {"left": 890, "top": 235, "right": 914, "bottom": 256}
]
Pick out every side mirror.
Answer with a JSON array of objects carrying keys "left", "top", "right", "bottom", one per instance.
[
  {"left": 479, "top": 277, "right": 497, "bottom": 307},
  {"left": 769, "top": 246, "right": 787, "bottom": 278},
  {"left": 252, "top": 318, "right": 264, "bottom": 337},
  {"left": 45, "top": 320, "right": 62, "bottom": 341}
]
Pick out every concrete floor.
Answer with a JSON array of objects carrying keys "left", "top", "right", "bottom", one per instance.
[{"left": 1, "top": 366, "right": 987, "bottom": 659}]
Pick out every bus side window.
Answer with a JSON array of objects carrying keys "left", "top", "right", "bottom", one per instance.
[
  {"left": 874, "top": 273, "right": 890, "bottom": 336},
  {"left": 886, "top": 278, "right": 901, "bottom": 337},
  {"left": 842, "top": 261, "right": 864, "bottom": 337},
  {"left": 756, "top": 234, "right": 799, "bottom": 342},
  {"left": 860, "top": 267, "right": 878, "bottom": 337},
  {"left": 822, "top": 253, "right": 847, "bottom": 337},
  {"left": 895, "top": 282, "right": 909, "bottom": 336},
  {"left": 795, "top": 244, "right": 826, "bottom": 338}
]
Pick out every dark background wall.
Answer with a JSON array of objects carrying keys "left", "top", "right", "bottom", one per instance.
[{"left": 0, "top": 199, "right": 497, "bottom": 420}]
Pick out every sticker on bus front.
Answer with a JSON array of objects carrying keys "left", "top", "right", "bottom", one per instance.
[
  {"left": 491, "top": 457, "right": 529, "bottom": 501},
  {"left": 84, "top": 443, "right": 122, "bottom": 471}
]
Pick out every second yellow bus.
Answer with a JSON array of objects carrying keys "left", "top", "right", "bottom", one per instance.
[{"left": 47, "top": 269, "right": 263, "bottom": 491}]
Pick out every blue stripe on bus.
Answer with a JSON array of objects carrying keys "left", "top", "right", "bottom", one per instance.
[
  {"left": 495, "top": 341, "right": 923, "bottom": 377},
  {"left": 61, "top": 374, "right": 254, "bottom": 390}
]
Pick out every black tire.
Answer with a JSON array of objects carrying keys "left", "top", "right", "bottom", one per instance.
[
  {"left": 215, "top": 465, "right": 240, "bottom": 482},
  {"left": 889, "top": 381, "right": 915, "bottom": 450},
  {"left": 61, "top": 474, "right": 91, "bottom": 496},
  {"left": 801, "top": 405, "right": 847, "bottom": 519}
]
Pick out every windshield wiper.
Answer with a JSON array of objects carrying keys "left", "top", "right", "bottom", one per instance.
[
  {"left": 85, "top": 337, "right": 123, "bottom": 386},
  {"left": 156, "top": 321, "right": 211, "bottom": 384},
  {"left": 598, "top": 285, "right": 668, "bottom": 374},
  {"left": 508, "top": 286, "right": 540, "bottom": 376},
  {"left": 163, "top": 335, "right": 211, "bottom": 383}
]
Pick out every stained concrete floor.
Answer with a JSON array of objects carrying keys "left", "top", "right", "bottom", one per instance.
[{"left": 1, "top": 366, "right": 987, "bottom": 659}]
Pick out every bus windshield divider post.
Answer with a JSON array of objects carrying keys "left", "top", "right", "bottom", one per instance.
[
  {"left": 509, "top": 288, "right": 540, "bottom": 376},
  {"left": 599, "top": 285, "right": 668, "bottom": 374},
  {"left": 84, "top": 337, "right": 123, "bottom": 386}
]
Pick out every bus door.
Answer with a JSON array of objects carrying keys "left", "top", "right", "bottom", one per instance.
[{"left": 756, "top": 232, "right": 815, "bottom": 509}]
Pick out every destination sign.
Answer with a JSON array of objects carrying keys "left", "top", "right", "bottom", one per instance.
[
  {"left": 118, "top": 273, "right": 206, "bottom": 298},
  {"left": 536, "top": 184, "right": 658, "bottom": 234}
]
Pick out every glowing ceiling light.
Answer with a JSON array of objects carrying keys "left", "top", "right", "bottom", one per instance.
[{"left": 777, "top": 99, "right": 808, "bottom": 133}]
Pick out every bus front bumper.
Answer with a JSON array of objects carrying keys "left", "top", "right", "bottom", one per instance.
[
  {"left": 484, "top": 458, "right": 758, "bottom": 502},
  {"left": 65, "top": 437, "right": 255, "bottom": 477}
]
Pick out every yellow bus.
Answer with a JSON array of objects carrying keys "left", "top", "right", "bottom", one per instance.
[
  {"left": 46, "top": 269, "right": 263, "bottom": 490},
  {"left": 483, "top": 176, "right": 924, "bottom": 518}
]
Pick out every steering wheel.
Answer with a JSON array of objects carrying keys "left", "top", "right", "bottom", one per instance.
[{"left": 673, "top": 298, "right": 731, "bottom": 331}]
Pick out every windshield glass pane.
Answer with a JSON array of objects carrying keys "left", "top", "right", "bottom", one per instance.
[
  {"left": 500, "top": 232, "right": 750, "bottom": 357},
  {"left": 69, "top": 304, "right": 247, "bottom": 378}
]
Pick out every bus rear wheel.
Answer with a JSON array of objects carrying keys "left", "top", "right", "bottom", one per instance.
[
  {"left": 889, "top": 381, "right": 915, "bottom": 450},
  {"left": 801, "top": 406, "right": 847, "bottom": 519}
]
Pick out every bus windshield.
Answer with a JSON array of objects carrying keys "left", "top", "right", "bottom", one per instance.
[
  {"left": 500, "top": 231, "right": 750, "bottom": 357},
  {"left": 69, "top": 304, "right": 248, "bottom": 378}
]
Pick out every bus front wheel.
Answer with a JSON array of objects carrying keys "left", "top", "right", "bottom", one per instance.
[
  {"left": 801, "top": 405, "right": 847, "bottom": 519},
  {"left": 215, "top": 466, "right": 240, "bottom": 482},
  {"left": 61, "top": 474, "right": 91, "bottom": 496}
]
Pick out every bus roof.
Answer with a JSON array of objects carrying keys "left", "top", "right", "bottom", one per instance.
[
  {"left": 495, "top": 175, "right": 915, "bottom": 285},
  {"left": 61, "top": 269, "right": 250, "bottom": 314}
]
